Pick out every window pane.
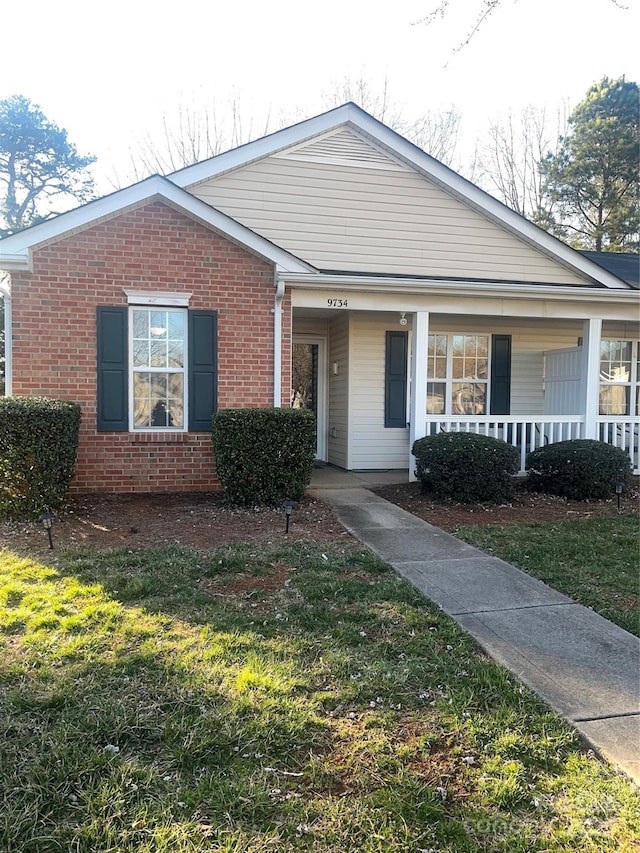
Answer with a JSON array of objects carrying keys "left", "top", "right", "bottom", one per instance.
[
  {"left": 168, "top": 343, "right": 184, "bottom": 368},
  {"left": 149, "top": 311, "right": 167, "bottom": 336},
  {"left": 599, "top": 384, "right": 630, "bottom": 416},
  {"left": 452, "top": 382, "right": 486, "bottom": 415},
  {"left": 132, "top": 340, "right": 148, "bottom": 367},
  {"left": 132, "top": 310, "right": 148, "bottom": 338},
  {"left": 427, "top": 335, "right": 447, "bottom": 379},
  {"left": 600, "top": 340, "right": 632, "bottom": 381},
  {"left": 452, "top": 356, "right": 465, "bottom": 379},
  {"left": 132, "top": 308, "right": 185, "bottom": 371},
  {"left": 168, "top": 312, "right": 185, "bottom": 339},
  {"left": 133, "top": 372, "right": 184, "bottom": 428},
  {"left": 452, "top": 335, "right": 489, "bottom": 381},
  {"left": 427, "top": 382, "right": 446, "bottom": 414},
  {"left": 149, "top": 340, "right": 166, "bottom": 367}
]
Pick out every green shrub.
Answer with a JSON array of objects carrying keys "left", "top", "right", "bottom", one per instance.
[
  {"left": 412, "top": 431, "right": 519, "bottom": 504},
  {"left": 527, "top": 439, "right": 632, "bottom": 500},
  {"left": 0, "top": 397, "right": 81, "bottom": 519},
  {"left": 211, "top": 408, "right": 316, "bottom": 506}
]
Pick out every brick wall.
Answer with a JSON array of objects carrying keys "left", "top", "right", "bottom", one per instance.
[{"left": 10, "top": 202, "right": 292, "bottom": 493}]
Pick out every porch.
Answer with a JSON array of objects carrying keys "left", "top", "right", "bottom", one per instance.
[{"left": 291, "top": 301, "right": 640, "bottom": 478}]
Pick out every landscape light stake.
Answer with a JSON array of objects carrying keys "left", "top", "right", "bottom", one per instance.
[
  {"left": 39, "top": 512, "right": 54, "bottom": 549},
  {"left": 283, "top": 499, "right": 296, "bottom": 534},
  {"left": 615, "top": 481, "right": 624, "bottom": 513}
]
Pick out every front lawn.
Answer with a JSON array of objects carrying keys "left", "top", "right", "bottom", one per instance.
[
  {"left": 1, "top": 542, "right": 638, "bottom": 852},
  {"left": 454, "top": 516, "right": 639, "bottom": 637}
]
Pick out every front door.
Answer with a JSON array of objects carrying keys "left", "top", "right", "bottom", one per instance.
[{"left": 292, "top": 337, "right": 326, "bottom": 460}]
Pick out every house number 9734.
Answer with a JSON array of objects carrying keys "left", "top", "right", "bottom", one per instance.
[{"left": 327, "top": 298, "right": 348, "bottom": 308}]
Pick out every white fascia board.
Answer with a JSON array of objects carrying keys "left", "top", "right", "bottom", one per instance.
[
  {"left": 0, "top": 175, "right": 313, "bottom": 274},
  {"left": 280, "top": 272, "right": 639, "bottom": 306},
  {"left": 172, "top": 102, "right": 626, "bottom": 290}
]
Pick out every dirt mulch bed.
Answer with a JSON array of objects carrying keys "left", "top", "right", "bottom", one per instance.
[
  {"left": 0, "top": 492, "right": 348, "bottom": 560},
  {"left": 1, "top": 480, "right": 638, "bottom": 561},
  {"left": 372, "top": 480, "right": 640, "bottom": 532}
]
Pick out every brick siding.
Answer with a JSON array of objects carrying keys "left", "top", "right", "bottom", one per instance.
[{"left": 10, "top": 202, "right": 292, "bottom": 493}]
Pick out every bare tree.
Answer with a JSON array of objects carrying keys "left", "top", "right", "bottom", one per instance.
[
  {"left": 324, "top": 76, "right": 463, "bottom": 166},
  {"left": 121, "top": 98, "right": 280, "bottom": 186},
  {"left": 418, "top": 0, "right": 629, "bottom": 53},
  {"left": 477, "top": 104, "right": 568, "bottom": 218}
]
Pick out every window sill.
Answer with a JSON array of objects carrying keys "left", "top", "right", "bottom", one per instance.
[{"left": 131, "top": 432, "right": 189, "bottom": 444}]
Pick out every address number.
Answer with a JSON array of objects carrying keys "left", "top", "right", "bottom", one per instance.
[{"left": 327, "top": 298, "right": 348, "bottom": 308}]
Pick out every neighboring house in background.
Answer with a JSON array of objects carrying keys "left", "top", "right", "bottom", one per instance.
[{"left": 0, "top": 103, "right": 638, "bottom": 493}]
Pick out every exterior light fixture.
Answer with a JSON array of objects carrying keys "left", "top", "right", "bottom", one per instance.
[
  {"left": 615, "top": 481, "right": 624, "bottom": 512},
  {"left": 39, "top": 511, "right": 54, "bottom": 549},
  {"left": 399, "top": 312, "right": 408, "bottom": 326},
  {"left": 283, "top": 498, "right": 296, "bottom": 534}
]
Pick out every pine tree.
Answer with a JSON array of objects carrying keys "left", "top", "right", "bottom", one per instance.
[{"left": 539, "top": 76, "right": 639, "bottom": 251}]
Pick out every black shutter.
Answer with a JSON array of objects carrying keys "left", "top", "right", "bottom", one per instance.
[
  {"left": 385, "top": 331, "right": 408, "bottom": 428},
  {"left": 490, "top": 334, "right": 512, "bottom": 415},
  {"left": 97, "top": 306, "right": 128, "bottom": 431},
  {"left": 188, "top": 310, "right": 218, "bottom": 431}
]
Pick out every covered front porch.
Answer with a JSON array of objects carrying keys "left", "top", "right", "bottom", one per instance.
[{"left": 290, "top": 286, "right": 640, "bottom": 477}]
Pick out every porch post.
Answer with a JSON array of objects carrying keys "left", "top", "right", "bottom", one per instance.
[
  {"left": 582, "top": 318, "right": 602, "bottom": 439},
  {"left": 409, "top": 311, "right": 429, "bottom": 480}
]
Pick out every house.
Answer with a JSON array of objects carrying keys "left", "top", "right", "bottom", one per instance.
[{"left": 0, "top": 103, "right": 638, "bottom": 493}]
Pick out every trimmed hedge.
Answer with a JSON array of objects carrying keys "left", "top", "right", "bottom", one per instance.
[
  {"left": 212, "top": 407, "right": 316, "bottom": 506},
  {"left": 412, "top": 431, "right": 519, "bottom": 504},
  {"left": 0, "top": 397, "right": 82, "bottom": 519},
  {"left": 527, "top": 439, "right": 632, "bottom": 500}
]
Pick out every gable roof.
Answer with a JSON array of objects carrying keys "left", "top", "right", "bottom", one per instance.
[
  {"left": 0, "top": 174, "right": 314, "bottom": 274},
  {"left": 171, "top": 103, "right": 628, "bottom": 290}
]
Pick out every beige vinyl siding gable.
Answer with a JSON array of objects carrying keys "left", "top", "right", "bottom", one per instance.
[{"left": 189, "top": 129, "right": 590, "bottom": 285}]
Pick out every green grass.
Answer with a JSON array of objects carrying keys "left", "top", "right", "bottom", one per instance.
[
  {"left": 1, "top": 542, "right": 639, "bottom": 852},
  {"left": 454, "top": 515, "right": 639, "bottom": 636}
]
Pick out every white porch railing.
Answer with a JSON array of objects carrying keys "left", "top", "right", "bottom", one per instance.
[
  {"left": 596, "top": 418, "right": 640, "bottom": 474},
  {"left": 420, "top": 416, "right": 585, "bottom": 475},
  {"left": 418, "top": 415, "right": 640, "bottom": 474}
]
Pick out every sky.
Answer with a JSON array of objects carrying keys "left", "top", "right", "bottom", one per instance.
[{"left": 2, "top": 0, "right": 639, "bottom": 194}]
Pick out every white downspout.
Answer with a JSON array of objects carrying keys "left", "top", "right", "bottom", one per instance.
[
  {"left": 0, "top": 275, "right": 11, "bottom": 396},
  {"left": 273, "top": 272, "right": 285, "bottom": 407}
]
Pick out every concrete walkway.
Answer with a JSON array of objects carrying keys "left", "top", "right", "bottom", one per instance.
[{"left": 309, "top": 483, "right": 640, "bottom": 785}]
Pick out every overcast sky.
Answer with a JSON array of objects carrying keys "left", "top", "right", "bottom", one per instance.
[{"left": 2, "top": 0, "right": 639, "bottom": 192}]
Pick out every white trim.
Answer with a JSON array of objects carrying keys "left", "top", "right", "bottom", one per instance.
[
  {"left": 128, "top": 305, "right": 188, "bottom": 433},
  {"left": 125, "top": 289, "right": 192, "bottom": 307},
  {"left": 582, "top": 318, "right": 603, "bottom": 439},
  {"left": 0, "top": 175, "right": 314, "bottom": 274},
  {"left": 170, "top": 103, "right": 628, "bottom": 290},
  {"left": 0, "top": 253, "right": 31, "bottom": 272},
  {"left": 409, "top": 311, "right": 429, "bottom": 481},
  {"left": 282, "top": 272, "right": 636, "bottom": 302}
]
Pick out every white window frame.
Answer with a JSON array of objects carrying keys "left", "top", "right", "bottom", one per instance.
[
  {"left": 125, "top": 291, "right": 191, "bottom": 433},
  {"left": 427, "top": 332, "right": 491, "bottom": 416},
  {"left": 599, "top": 339, "right": 640, "bottom": 417}
]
